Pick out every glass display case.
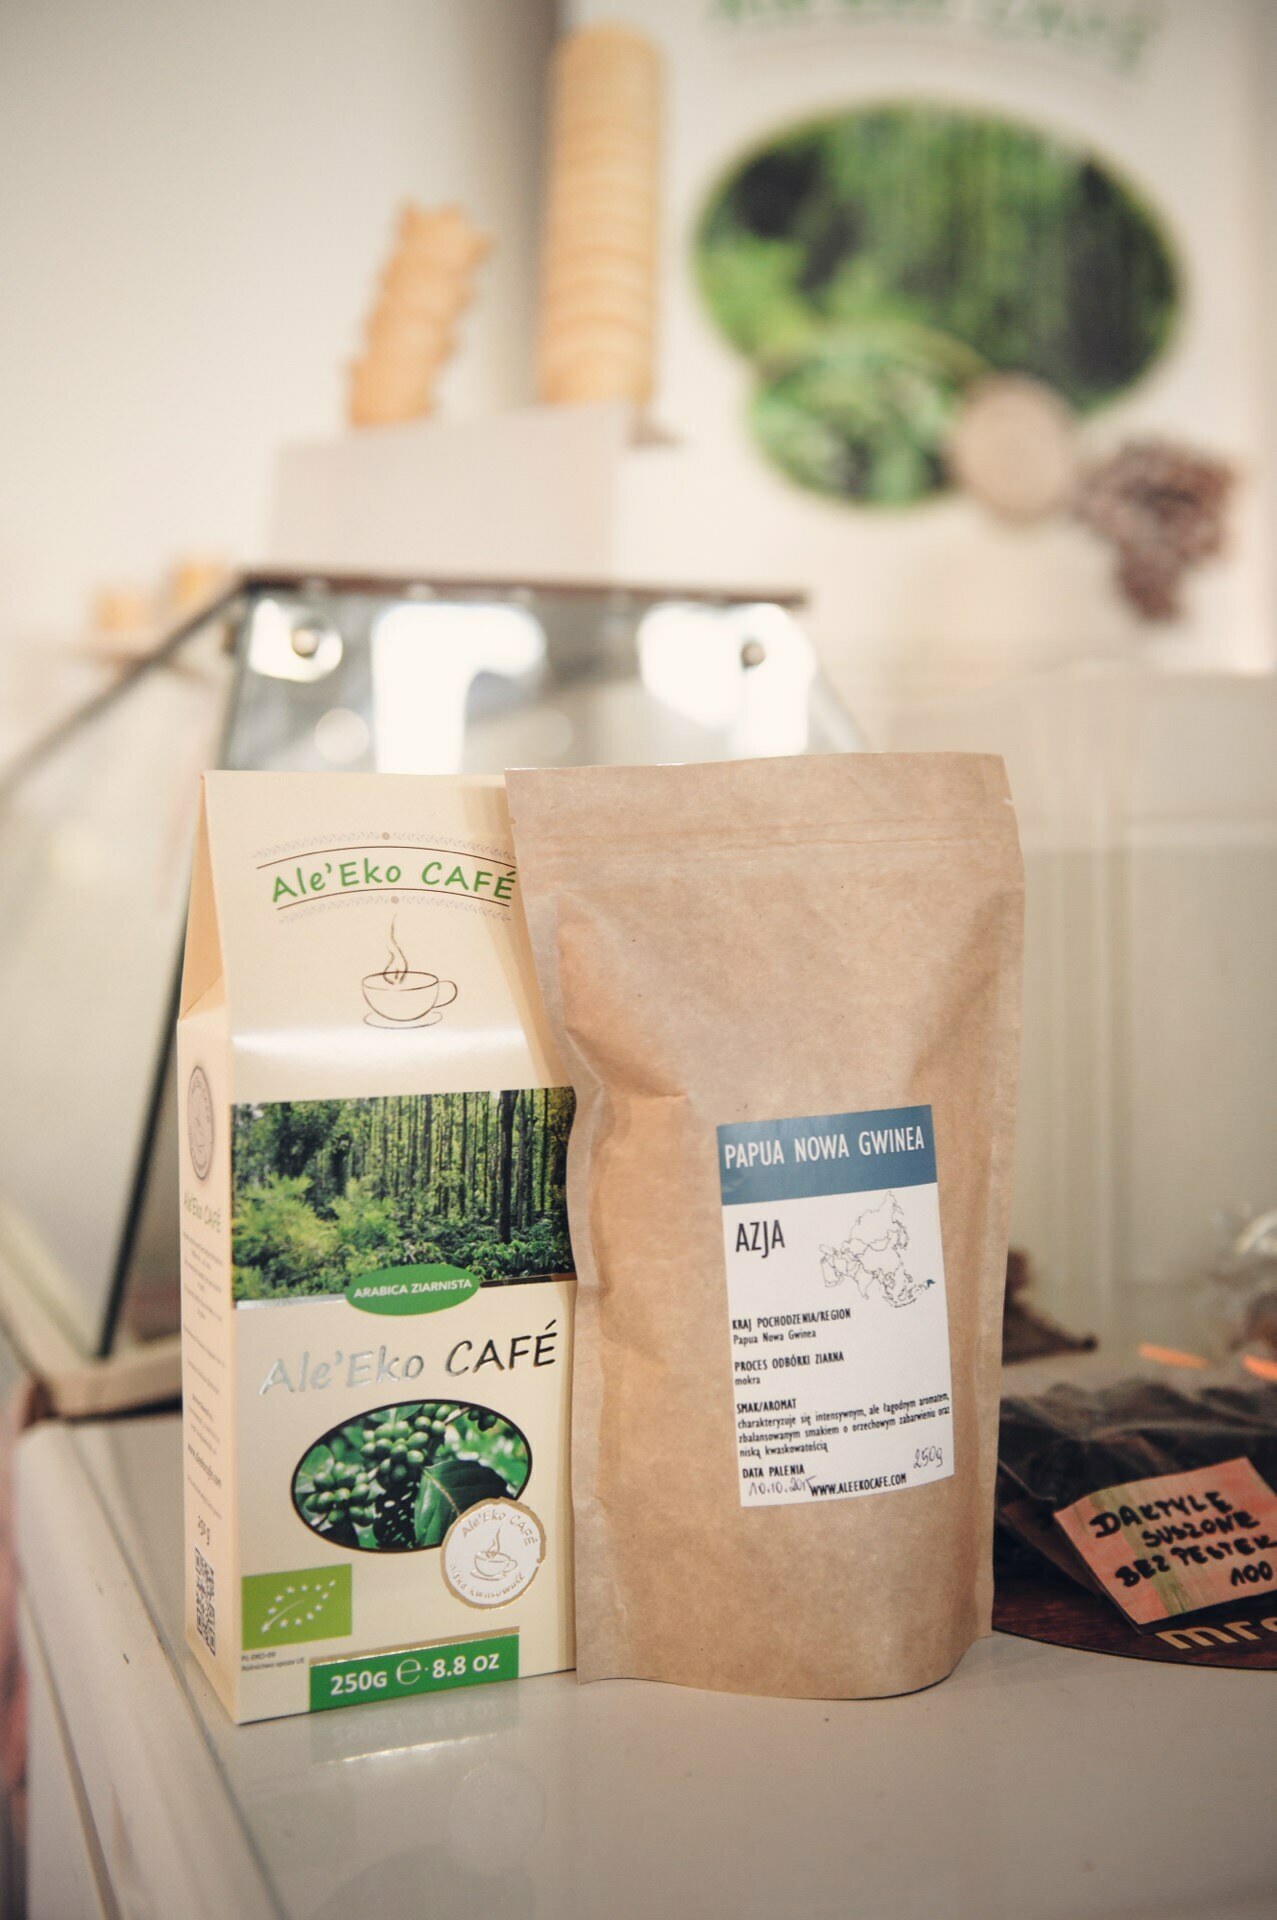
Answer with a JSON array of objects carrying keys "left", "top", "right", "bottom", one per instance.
[
  {"left": 888, "top": 669, "right": 1277, "bottom": 1367},
  {"left": 0, "top": 572, "right": 853, "bottom": 1388}
]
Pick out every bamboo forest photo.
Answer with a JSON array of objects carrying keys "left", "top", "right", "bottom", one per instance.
[
  {"left": 231, "top": 1091, "right": 575, "bottom": 1301},
  {"left": 696, "top": 102, "right": 1180, "bottom": 506}
]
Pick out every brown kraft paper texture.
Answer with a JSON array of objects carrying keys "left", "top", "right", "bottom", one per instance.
[{"left": 507, "top": 755, "right": 1023, "bottom": 1698}]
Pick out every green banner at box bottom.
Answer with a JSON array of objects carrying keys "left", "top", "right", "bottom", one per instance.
[{"left": 309, "top": 1633, "right": 519, "bottom": 1712}]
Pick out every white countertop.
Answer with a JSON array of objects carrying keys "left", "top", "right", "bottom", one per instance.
[{"left": 16, "top": 1409, "right": 1277, "bottom": 1920}]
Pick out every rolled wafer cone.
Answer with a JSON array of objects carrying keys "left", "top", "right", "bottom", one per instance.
[
  {"left": 544, "top": 234, "right": 656, "bottom": 279},
  {"left": 551, "top": 120, "right": 657, "bottom": 161},
  {"left": 396, "top": 201, "right": 487, "bottom": 250},
  {"left": 354, "top": 358, "right": 454, "bottom": 404},
  {"left": 556, "top": 22, "right": 659, "bottom": 59},
  {"left": 553, "top": 84, "right": 661, "bottom": 126},
  {"left": 552, "top": 115, "right": 658, "bottom": 156},
  {"left": 539, "top": 291, "right": 655, "bottom": 339},
  {"left": 348, "top": 342, "right": 442, "bottom": 421},
  {"left": 375, "top": 276, "right": 468, "bottom": 324},
  {"left": 92, "top": 583, "right": 152, "bottom": 638},
  {"left": 355, "top": 325, "right": 449, "bottom": 370},
  {"left": 543, "top": 233, "right": 655, "bottom": 268},
  {"left": 348, "top": 351, "right": 434, "bottom": 398},
  {"left": 394, "top": 214, "right": 489, "bottom": 275},
  {"left": 547, "top": 166, "right": 657, "bottom": 200},
  {"left": 555, "top": 25, "right": 661, "bottom": 83},
  {"left": 545, "top": 198, "right": 658, "bottom": 245},
  {"left": 541, "top": 256, "right": 654, "bottom": 302},
  {"left": 549, "top": 141, "right": 658, "bottom": 177},
  {"left": 348, "top": 374, "right": 434, "bottom": 428},
  {"left": 168, "top": 557, "right": 229, "bottom": 613},
  {"left": 545, "top": 220, "right": 657, "bottom": 262},
  {"left": 540, "top": 349, "right": 652, "bottom": 405},
  {"left": 539, "top": 315, "right": 654, "bottom": 371},
  {"left": 395, "top": 232, "right": 490, "bottom": 275},
  {"left": 538, "top": 289, "right": 655, "bottom": 333},
  {"left": 346, "top": 198, "right": 489, "bottom": 429},
  {"left": 537, "top": 23, "right": 662, "bottom": 409},
  {"left": 555, "top": 76, "right": 659, "bottom": 107},
  {"left": 549, "top": 130, "right": 655, "bottom": 166},
  {"left": 547, "top": 174, "right": 660, "bottom": 219},
  {"left": 548, "top": 132, "right": 659, "bottom": 170},
  {"left": 378, "top": 237, "right": 489, "bottom": 306},
  {"left": 537, "top": 307, "right": 655, "bottom": 353},
  {"left": 363, "top": 308, "right": 456, "bottom": 361},
  {"left": 555, "top": 59, "right": 660, "bottom": 93}
]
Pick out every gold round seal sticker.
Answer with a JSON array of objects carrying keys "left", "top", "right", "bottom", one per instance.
[
  {"left": 442, "top": 1499, "right": 545, "bottom": 1609},
  {"left": 187, "top": 1065, "right": 215, "bottom": 1181}
]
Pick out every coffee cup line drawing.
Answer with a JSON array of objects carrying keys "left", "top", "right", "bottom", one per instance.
[
  {"left": 472, "top": 1525, "right": 518, "bottom": 1582},
  {"left": 362, "top": 918, "right": 458, "bottom": 1028}
]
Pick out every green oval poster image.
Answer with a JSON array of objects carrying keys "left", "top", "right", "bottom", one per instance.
[{"left": 695, "top": 103, "right": 1180, "bottom": 506}]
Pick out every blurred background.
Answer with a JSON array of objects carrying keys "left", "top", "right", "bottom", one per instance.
[
  {"left": 2, "top": 1, "right": 1276, "bottom": 1465},
  {"left": 3, "top": 4, "right": 1277, "bottom": 1911}
]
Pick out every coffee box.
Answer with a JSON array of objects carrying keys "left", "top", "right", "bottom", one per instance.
[{"left": 178, "top": 772, "right": 575, "bottom": 1722}]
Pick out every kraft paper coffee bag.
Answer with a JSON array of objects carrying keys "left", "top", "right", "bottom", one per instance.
[{"left": 507, "top": 754, "right": 1023, "bottom": 1699}]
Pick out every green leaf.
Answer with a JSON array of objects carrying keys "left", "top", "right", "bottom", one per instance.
[
  {"left": 454, "top": 1427, "right": 530, "bottom": 1493},
  {"left": 412, "top": 1457, "right": 510, "bottom": 1548}
]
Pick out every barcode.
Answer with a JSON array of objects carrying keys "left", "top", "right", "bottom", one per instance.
[{"left": 195, "top": 1548, "right": 216, "bottom": 1656}]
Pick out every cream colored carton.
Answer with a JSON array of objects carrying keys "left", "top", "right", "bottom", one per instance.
[{"left": 178, "top": 772, "right": 574, "bottom": 1723}]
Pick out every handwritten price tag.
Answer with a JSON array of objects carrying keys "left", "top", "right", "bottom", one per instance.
[{"left": 1054, "top": 1458, "right": 1277, "bottom": 1627}]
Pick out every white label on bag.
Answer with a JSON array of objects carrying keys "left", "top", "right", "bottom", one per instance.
[{"left": 717, "top": 1105, "right": 955, "bottom": 1509}]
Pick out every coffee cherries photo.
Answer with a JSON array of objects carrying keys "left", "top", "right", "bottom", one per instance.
[{"left": 292, "top": 1400, "right": 530, "bottom": 1552}]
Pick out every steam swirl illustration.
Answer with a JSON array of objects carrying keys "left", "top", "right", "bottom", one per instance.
[
  {"left": 473, "top": 1524, "right": 517, "bottom": 1583},
  {"left": 383, "top": 919, "right": 409, "bottom": 987}
]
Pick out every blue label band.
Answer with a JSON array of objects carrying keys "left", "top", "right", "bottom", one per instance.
[{"left": 717, "top": 1105, "right": 936, "bottom": 1206}]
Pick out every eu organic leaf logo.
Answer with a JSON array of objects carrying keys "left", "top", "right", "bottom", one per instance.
[{"left": 241, "top": 1565, "right": 352, "bottom": 1650}]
